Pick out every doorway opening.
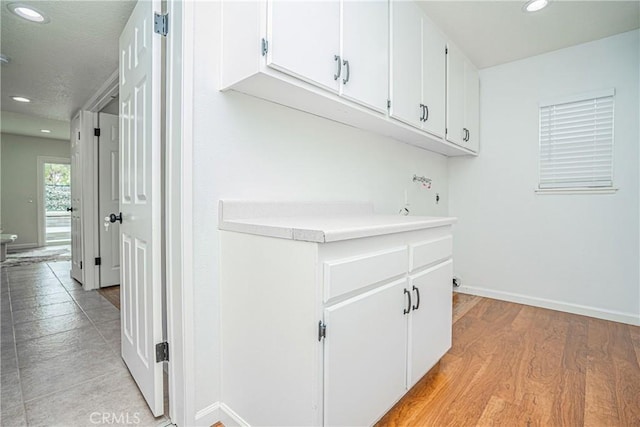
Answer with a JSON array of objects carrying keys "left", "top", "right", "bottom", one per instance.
[
  {"left": 37, "top": 156, "right": 71, "bottom": 248},
  {"left": 44, "top": 162, "right": 72, "bottom": 245}
]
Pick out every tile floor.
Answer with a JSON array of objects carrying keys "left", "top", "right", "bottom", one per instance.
[{"left": 1, "top": 260, "right": 170, "bottom": 427}]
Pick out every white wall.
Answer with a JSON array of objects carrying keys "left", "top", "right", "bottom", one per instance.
[
  {"left": 189, "top": 1, "right": 450, "bottom": 423},
  {"left": 1, "top": 133, "right": 70, "bottom": 248},
  {"left": 449, "top": 30, "right": 640, "bottom": 325}
]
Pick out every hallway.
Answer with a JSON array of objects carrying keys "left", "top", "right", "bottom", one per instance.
[{"left": 1, "top": 260, "right": 169, "bottom": 426}]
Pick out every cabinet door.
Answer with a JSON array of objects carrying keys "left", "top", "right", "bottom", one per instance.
[
  {"left": 267, "top": 0, "right": 340, "bottom": 93},
  {"left": 324, "top": 278, "right": 408, "bottom": 426},
  {"left": 390, "top": 0, "right": 423, "bottom": 129},
  {"left": 445, "top": 44, "right": 465, "bottom": 146},
  {"left": 421, "top": 18, "right": 446, "bottom": 138},
  {"left": 341, "top": 0, "right": 389, "bottom": 113},
  {"left": 464, "top": 60, "right": 480, "bottom": 153},
  {"left": 408, "top": 260, "right": 452, "bottom": 388}
]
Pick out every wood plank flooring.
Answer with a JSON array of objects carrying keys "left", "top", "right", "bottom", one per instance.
[
  {"left": 377, "top": 294, "right": 640, "bottom": 426},
  {"left": 97, "top": 285, "right": 120, "bottom": 310}
]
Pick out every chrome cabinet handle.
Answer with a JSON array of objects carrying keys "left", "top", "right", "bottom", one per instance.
[
  {"left": 412, "top": 285, "right": 420, "bottom": 310},
  {"left": 342, "top": 59, "right": 350, "bottom": 84},
  {"left": 403, "top": 288, "right": 412, "bottom": 315},
  {"left": 424, "top": 105, "right": 429, "bottom": 122},
  {"left": 334, "top": 55, "right": 341, "bottom": 81},
  {"left": 466, "top": 129, "right": 470, "bottom": 141},
  {"left": 419, "top": 104, "right": 425, "bottom": 122}
]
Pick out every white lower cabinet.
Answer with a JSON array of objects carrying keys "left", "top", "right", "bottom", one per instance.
[
  {"left": 220, "top": 225, "right": 453, "bottom": 426},
  {"left": 408, "top": 260, "right": 453, "bottom": 387},
  {"left": 324, "top": 279, "right": 408, "bottom": 426}
]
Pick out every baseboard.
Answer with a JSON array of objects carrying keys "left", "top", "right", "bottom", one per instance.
[
  {"left": 7, "top": 243, "right": 39, "bottom": 251},
  {"left": 194, "top": 402, "right": 250, "bottom": 427},
  {"left": 456, "top": 285, "right": 640, "bottom": 326}
]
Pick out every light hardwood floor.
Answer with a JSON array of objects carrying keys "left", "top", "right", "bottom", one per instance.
[
  {"left": 97, "top": 285, "right": 120, "bottom": 310},
  {"left": 377, "top": 294, "right": 640, "bottom": 426}
]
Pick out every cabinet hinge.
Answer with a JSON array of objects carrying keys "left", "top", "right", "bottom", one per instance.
[
  {"left": 261, "top": 38, "right": 269, "bottom": 56},
  {"left": 445, "top": 47, "right": 448, "bottom": 54},
  {"left": 80, "top": 261, "right": 83, "bottom": 269},
  {"left": 154, "top": 12, "right": 169, "bottom": 36},
  {"left": 95, "top": 257, "right": 101, "bottom": 266},
  {"left": 94, "top": 128, "right": 101, "bottom": 137},
  {"left": 387, "top": 99, "right": 391, "bottom": 109},
  {"left": 78, "top": 132, "right": 81, "bottom": 139},
  {"left": 155, "top": 341, "right": 169, "bottom": 362},
  {"left": 318, "top": 321, "right": 326, "bottom": 341}
]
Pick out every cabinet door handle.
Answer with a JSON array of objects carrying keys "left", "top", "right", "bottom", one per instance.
[
  {"left": 466, "top": 129, "right": 470, "bottom": 141},
  {"left": 334, "top": 55, "right": 341, "bottom": 80},
  {"left": 403, "top": 288, "right": 411, "bottom": 315},
  {"left": 342, "top": 59, "right": 350, "bottom": 84},
  {"left": 424, "top": 105, "right": 429, "bottom": 122},
  {"left": 419, "top": 104, "right": 425, "bottom": 122},
  {"left": 412, "top": 285, "right": 420, "bottom": 311}
]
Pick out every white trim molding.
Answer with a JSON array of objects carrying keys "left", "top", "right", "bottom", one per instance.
[
  {"left": 194, "top": 402, "right": 250, "bottom": 427},
  {"left": 456, "top": 285, "right": 640, "bottom": 326}
]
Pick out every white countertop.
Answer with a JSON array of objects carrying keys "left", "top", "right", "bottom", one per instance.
[{"left": 219, "top": 201, "right": 456, "bottom": 243}]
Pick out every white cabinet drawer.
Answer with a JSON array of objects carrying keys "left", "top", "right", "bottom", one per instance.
[
  {"left": 324, "top": 247, "right": 408, "bottom": 301},
  {"left": 409, "top": 236, "right": 452, "bottom": 271}
]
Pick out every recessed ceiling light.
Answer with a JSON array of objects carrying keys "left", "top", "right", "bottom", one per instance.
[
  {"left": 40, "top": 129, "right": 51, "bottom": 133},
  {"left": 7, "top": 3, "right": 49, "bottom": 23},
  {"left": 0, "top": 54, "right": 10, "bottom": 65},
  {"left": 11, "top": 96, "right": 31, "bottom": 103},
  {"left": 523, "top": 0, "right": 549, "bottom": 13}
]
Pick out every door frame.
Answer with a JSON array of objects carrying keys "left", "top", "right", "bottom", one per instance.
[
  {"left": 36, "top": 156, "right": 71, "bottom": 247},
  {"left": 75, "top": 1, "right": 193, "bottom": 424}
]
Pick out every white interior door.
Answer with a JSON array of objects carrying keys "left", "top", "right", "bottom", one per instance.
[
  {"left": 98, "top": 112, "right": 120, "bottom": 287},
  {"left": 119, "top": 0, "right": 164, "bottom": 416},
  {"left": 70, "top": 115, "right": 83, "bottom": 283}
]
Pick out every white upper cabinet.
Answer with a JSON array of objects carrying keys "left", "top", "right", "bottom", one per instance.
[
  {"left": 268, "top": 0, "right": 387, "bottom": 111},
  {"left": 446, "top": 43, "right": 479, "bottom": 152},
  {"left": 267, "top": 0, "right": 341, "bottom": 93},
  {"left": 390, "top": 1, "right": 423, "bottom": 129},
  {"left": 464, "top": 60, "right": 480, "bottom": 153},
  {"left": 340, "top": 0, "right": 389, "bottom": 113},
  {"left": 390, "top": 2, "right": 446, "bottom": 139},
  {"left": 220, "top": 0, "right": 478, "bottom": 157},
  {"left": 446, "top": 44, "right": 466, "bottom": 146},
  {"left": 421, "top": 17, "right": 446, "bottom": 139}
]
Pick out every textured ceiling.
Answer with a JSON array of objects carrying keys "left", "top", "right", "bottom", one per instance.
[
  {"left": 1, "top": 110, "right": 69, "bottom": 140},
  {"left": 420, "top": 1, "right": 640, "bottom": 69},
  {"left": 0, "top": 0, "right": 135, "bottom": 137}
]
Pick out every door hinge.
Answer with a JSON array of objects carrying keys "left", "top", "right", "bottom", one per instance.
[
  {"left": 78, "top": 132, "right": 81, "bottom": 139},
  {"left": 318, "top": 321, "right": 326, "bottom": 342},
  {"left": 80, "top": 261, "right": 83, "bottom": 269},
  {"left": 94, "top": 128, "right": 101, "bottom": 137},
  {"left": 445, "top": 47, "right": 448, "bottom": 54},
  {"left": 95, "top": 257, "right": 101, "bottom": 266},
  {"left": 261, "top": 38, "right": 269, "bottom": 56},
  {"left": 154, "top": 12, "right": 168, "bottom": 36},
  {"left": 155, "top": 342, "right": 169, "bottom": 362},
  {"left": 387, "top": 99, "right": 391, "bottom": 109}
]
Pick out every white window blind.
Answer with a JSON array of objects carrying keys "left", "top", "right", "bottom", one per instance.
[{"left": 539, "top": 91, "right": 614, "bottom": 189}]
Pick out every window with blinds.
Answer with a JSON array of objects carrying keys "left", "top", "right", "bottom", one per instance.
[{"left": 539, "top": 90, "right": 614, "bottom": 189}]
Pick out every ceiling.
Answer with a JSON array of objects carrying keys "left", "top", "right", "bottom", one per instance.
[
  {"left": 0, "top": 0, "right": 135, "bottom": 139},
  {"left": 1, "top": 110, "right": 70, "bottom": 140},
  {"left": 1, "top": 1, "right": 638, "bottom": 140},
  {"left": 420, "top": 1, "right": 640, "bottom": 69}
]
